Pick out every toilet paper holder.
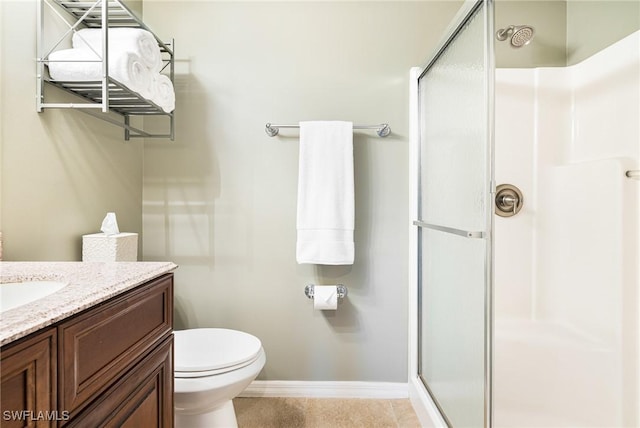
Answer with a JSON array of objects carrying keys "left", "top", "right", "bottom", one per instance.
[{"left": 304, "top": 284, "right": 348, "bottom": 300}]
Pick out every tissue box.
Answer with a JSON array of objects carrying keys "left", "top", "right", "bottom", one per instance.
[{"left": 82, "top": 233, "right": 138, "bottom": 262}]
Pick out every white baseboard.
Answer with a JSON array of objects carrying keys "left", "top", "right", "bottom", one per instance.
[{"left": 240, "top": 381, "right": 409, "bottom": 399}]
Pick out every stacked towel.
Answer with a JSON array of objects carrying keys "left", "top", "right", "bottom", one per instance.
[
  {"left": 48, "top": 49, "right": 153, "bottom": 98},
  {"left": 296, "top": 121, "right": 355, "bottom": 265},
  {"left": 72, "top": 28, "right": 163, "bottom": 73},
  {"left": 46, "top": 28, "right": 175, "bottom": 113},
  {"left": 152, "top": 74, "right": 175, "bottom": 113}
]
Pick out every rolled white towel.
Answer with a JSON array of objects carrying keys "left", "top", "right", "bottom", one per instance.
[
  {"left": 47, "top": 49, "right": 153, "bottom": 98},
  {"left": 72, "top": 28, "right": 162, "bottom": 73},
  {"left": 150, "top": 74, "right": 175, "bottom": 113}
]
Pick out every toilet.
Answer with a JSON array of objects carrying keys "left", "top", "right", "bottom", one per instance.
[{"left": 173, "top": 328, "right": 266, "bottom": 428}]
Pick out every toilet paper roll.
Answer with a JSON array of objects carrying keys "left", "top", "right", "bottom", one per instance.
[{"left": 313, "top": 285, "right": 338, "bottom": 310}]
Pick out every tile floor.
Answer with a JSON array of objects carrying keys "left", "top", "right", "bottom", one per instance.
[{"left": 234, "top": 397, "right": 421, "bottom": 428}]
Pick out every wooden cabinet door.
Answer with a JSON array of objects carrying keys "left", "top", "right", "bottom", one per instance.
[
  {"left": 66, "top": 335, "right": 173, "bottom": 428},
  {"left": 58, "top": 274, "right": 173, "bottom": 418},
  {"left": 0, "top": 329, "right": 57, "bottom": 428}
]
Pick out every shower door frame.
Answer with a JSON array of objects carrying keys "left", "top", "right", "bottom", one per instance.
[{"left": 408, "top": 0, "right": 495, "bottom": 426}]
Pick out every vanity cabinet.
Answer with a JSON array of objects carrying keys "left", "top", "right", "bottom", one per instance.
[
  {"left": 0, "top": 328, "right": 56, "bottom": 428},
  {"left": 0, "top": 273, "right": 174, "bottom": 428},
  {"left": 65, "top": 336, "right": 173, "bottom": 427}
]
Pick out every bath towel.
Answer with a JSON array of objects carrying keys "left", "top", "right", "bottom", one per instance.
[
  {"left": 72, "top": 28, "right": 163, "bottom": 73},
  {"left": 296, "top": 121, "right": 354, "bottom": 265},
  {"left": 150, "top": 74, "right": 175, "bottom": 113},
  {"left": 47, "top": 48, "right": 153, "bottom": 98}
]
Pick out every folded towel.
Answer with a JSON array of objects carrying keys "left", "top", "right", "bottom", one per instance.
[
  {"left": 47, "top": 49, "right": 153, "bottom": 98},
  {"left": 72, "top": 28, "right": 162, "bottom": 73},
  {"left": 296, "top": 121, "right": 354, "bottom": 265},
  {"left": 150, "top": 74, "right": 175, "bottom": 113}
]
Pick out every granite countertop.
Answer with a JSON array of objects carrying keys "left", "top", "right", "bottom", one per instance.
[{"left": 0, "top": 261, "right": 177, "bottom": 346}]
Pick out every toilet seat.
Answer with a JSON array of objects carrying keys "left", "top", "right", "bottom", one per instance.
[{"left": 174, "top": 328, "right": 263, "bottom": 378}]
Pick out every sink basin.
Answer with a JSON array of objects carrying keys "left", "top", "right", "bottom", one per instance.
[{"left": 1, "top": 281, "right": 68, "bottom": 312}]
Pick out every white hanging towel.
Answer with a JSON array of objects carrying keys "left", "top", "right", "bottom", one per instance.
[{"left": 296, "top": 121, "right": 354, "bottom": 265}]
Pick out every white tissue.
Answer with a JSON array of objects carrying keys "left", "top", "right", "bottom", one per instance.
[
  {"left": 313, "top": 285, "right": 338, "bottom": 310},
  {"left": 100, "top": 212, "right": 120, "bottom": 236}
]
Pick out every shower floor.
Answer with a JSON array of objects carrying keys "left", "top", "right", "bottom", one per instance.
[{"left": 493, "top": 319, "right": 621, "bottom": 428}]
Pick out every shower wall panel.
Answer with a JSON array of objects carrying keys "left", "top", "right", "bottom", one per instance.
[{"left": 494, "top": 30, "right": 639, "bottom": 427}]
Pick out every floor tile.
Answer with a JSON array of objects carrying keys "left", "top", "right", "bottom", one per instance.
[
  {"left": 390, "top": 399, "right": 422, "bottom": 428},
  {"left": 235, "top": 397, "right": 308, "bottom": 428},
  {"left": 234, "top": 397, "right": 421, "bottom": 428},
  {"left": 305, "top": 398, "right": 397, "bottom": 428}
]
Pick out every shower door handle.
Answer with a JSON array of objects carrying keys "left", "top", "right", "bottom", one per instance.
[{"left": 412, "top": 221, "right": 485, "bottom": 239}]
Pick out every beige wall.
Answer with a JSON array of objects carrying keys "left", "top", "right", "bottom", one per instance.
[
  {"left": 567, "top": 0, "right": 640, "bottom": 65},
  {"left": 495, "top": 0, "right": 567, "bottom": 68},
  {"left": 0, "top": 0, "right": 4, "bottom": 253},
  {"left": 496, "top": 0, "right": 640, "bottom": 69},
  {"left": 142, "top": 1, "right": 461, "bottom": 381},
  {"left": 0, "top": 0, "right": 144, "bottom": 261}
]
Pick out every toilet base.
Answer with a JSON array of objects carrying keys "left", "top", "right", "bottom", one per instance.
[{"left": 175, "top": 400, "right": 238, "bottom": 428}]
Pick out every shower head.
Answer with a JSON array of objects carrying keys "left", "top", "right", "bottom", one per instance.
[{"left": 496, "top": 25, "right": 535, "bottom": 48}]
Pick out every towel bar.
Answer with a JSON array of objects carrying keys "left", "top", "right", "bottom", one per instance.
[
  {"left": 265, "top": 123, "right": 391, "bottom": 138},
  {"left": 304, "top": 284, "right": 348, "bottom": 300}
]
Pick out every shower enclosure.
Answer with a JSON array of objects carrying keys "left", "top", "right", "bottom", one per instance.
[{"left": 409, "top": 0, "right": 640, "bottom": 426}]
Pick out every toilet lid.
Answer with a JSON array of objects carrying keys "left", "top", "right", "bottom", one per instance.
[{"left": 174, "top": 328, "right": 262, "bottom": 373}]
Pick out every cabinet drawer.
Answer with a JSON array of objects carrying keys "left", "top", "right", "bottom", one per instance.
[
  {"left": 59, "top": 274, "right": 173, "bottom": 416},
  {"left": 66, "top": 335, "right": 173, "bottom": 428}
]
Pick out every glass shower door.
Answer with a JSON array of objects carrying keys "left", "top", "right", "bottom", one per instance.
[{"left": 415, "top": 1, "right": 493, "bottom": 426}]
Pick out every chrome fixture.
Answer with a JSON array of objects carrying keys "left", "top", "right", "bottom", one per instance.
[
  {"left": 496, "top": 25, "right": 535, "bottom": 48},
  {"left": 412, "top": 220, "right": 484, "bottom": 239},
  {"left": 304, "top": 284, "right": 348, "bottom": 300},
  {"left": 626, "top": 170, "right": 639, "bottom": 180},
  {"left": 265, "top": 123, "right": 391, "bottom": 138},
  {"left": 495, "top": 184, "right": 524, "bottom": 217}
]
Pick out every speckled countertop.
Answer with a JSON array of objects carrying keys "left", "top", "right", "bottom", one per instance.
[{"left": 0, "top": 261, "right": 177, "bottom": 346}]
